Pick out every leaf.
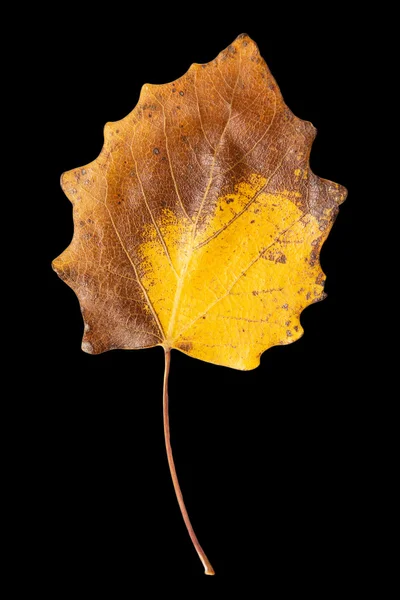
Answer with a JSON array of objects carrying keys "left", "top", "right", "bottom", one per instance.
[{"left": 53, "top": 34, "right": 347, "bottom": 574}]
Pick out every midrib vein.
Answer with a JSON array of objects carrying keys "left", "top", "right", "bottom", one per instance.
[{"left": 166, "top": 56, "right": 241, "bottom": 344}]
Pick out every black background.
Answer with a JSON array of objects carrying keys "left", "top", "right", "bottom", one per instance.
[{"left": 24, "top": 8, "right": 374, "bottom": 590}]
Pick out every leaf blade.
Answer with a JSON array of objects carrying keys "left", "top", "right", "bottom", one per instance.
[{"left": 53, "top": 34, "right": 347, "bottom": 366}]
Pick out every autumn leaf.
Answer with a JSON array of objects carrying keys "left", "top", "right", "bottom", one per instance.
[{"left": 53, "top": 34, "right": 347, "bottom": 575}]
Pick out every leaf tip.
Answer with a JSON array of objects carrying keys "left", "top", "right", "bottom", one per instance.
[{"left": 235, "top": 32, "right": 250, "bottom": 40}]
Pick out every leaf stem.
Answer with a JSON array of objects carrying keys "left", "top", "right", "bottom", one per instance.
[{"left": 162, "top": 347, "right": 215, "bottom": 576}]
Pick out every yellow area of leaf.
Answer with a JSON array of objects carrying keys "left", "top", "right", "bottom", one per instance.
[{"left": 139, "top": 173, "right": 330, "bottom": 369}]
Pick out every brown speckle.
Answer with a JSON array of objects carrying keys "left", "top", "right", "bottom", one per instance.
[
  {"left": 286, "top": 330, "right": 292, "bottom": 337},
  {"left": 153, "top": 148, "right": 160, "bottom": 155},
  {"left": 250, "top": 220, "right": 255, "bottom": 224},
  {"left": 179, "top": 91, "right": 184, "bottom": 96},
  {"left": 282, "top": 303, "right": 289, "bottom": 310},
  {"left": 252, "top": 290, "right": 259, "bottom": 296},
  {"left": 179, "top": 341, "right": 193, "bottom": 352}
]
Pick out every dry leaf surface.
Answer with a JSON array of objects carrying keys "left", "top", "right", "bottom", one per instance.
[{"left": 53, "top": 34, "right": 346, "bottom": 369}]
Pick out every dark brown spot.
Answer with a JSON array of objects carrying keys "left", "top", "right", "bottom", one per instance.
[
  {"left": 179, "top": 341, "right": 193, "bottom": 352},
  {"left": 286, "top": 330, "right": 292, "bottom": 337},
  {"left": 252, "top": 290, "right": 259, "bottom": 296},
  {"left": 226, "top": 198, "right": 234, "bottom": 204},
  {"left": 282, "top": 303, "right": 289, "bottom": 310},
  {"left": 264, "top": 250, "right": 286, "bottom": 264},
  {"left": 250, "top": 220, "right": 255, "bottom": 224},
  {"left": 294, "top": 326, "right": 299, "bottom": 332},
  {"left": 306, "top": 292, "right": 311, "bottom": 300},
  {"left": 79, "top": 220, "right": 85, "bottom": 227},
  {"left": 153, "top": 148, "right": 160, "bottom": 155},
  {"left": 309, "top": 248, "right": 319, "bottom": 267}
]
